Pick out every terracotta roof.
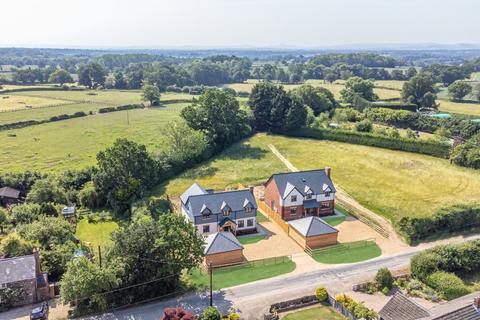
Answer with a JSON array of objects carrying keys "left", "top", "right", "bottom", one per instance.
[
  {"left": 379, "top": 292, "right": 430, "bottom": 320},
  {"left": 0, "top": 186, "right": 20, "bottom": 199}
]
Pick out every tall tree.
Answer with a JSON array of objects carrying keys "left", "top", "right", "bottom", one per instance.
[
  {"left": 77, "top": 62, "right": 107, "bottom": 89},
  {"left": 402, "top": 74, "right": 437, "bottom": 109},
  {"left": 93, "top": 139, "right": 159, "bottom": 214},
  {"left": 48, "top": 69, "right": 73, "bottom": 85},
  {"left": 141, "top": 84, "right": 161, "bottom": 106},
  {"left": 340, "top": 76, "right": 377, "bottom": 103},
  {"left": 448, "top": 80, "right": 472, "bottom": 101},
  {"left": 291, "top": 85, "right": 335, "bottom": 115},
  {"left": 181, "top": 89, "right": 251, "bottom": 150}
]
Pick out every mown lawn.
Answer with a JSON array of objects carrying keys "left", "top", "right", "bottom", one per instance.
[
  {"left": 282, "top": 305, "right": 346, "bottom": 320},
  {"left": 0, "top": 103, "right": 187, "bottom": 172},
  {"left": 75, "top": 216, "right": 120, "bottom": 249},
  {"left": 238, "top": 234, "right": 267, "bottom": 245},
  {"left": 437, "top": 99, "right": 480, "bottom": 117},
  {"left": 187, "top": 258, "right": 296, "bottom": 290},
  {"left": 311, "top": 241, "right": 381, "bottom": 264}
]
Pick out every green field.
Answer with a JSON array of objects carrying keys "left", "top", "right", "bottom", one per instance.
[
  {"left": 282, "top": 305, "right": 346, "bottom": 320},
  {"left": 152, "top": 134, "right": 480, "bottom": 225},
  {"left": 75, "top": 216, "right": 120, "bottom": 249},
  {"left": 224, "top": 79, "right": 401, "bottom": 100},
  {"left": 187, "top": 257, "right": 296, "bottom": 290},
  {"left": 238, "top": 234, "right": 267, "bottom": 245},
  {"left": 0, "top": 103, "right": 187, "bottom": 172},
  {"left": 310, "top": 240, "right": 381, "bottom": 264},
  {"left": 0, "top": 94, "right": 69, "bottom": 111},
  {"left": 437, "top": 99, "right": 480, "bottom": 117}
]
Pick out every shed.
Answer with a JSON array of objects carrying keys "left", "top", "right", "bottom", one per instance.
[
  {"left": 0, "top": 186, "right": 20, "bottom": 207},
  {"left": 61, "top": 206, "right": 76, "bottom": 219},
  {"left": 203, "top": 232, "right": 244, "bottom": 267},
  {"left": 288, "top": 216, "right": 338, "bottom": 249}
]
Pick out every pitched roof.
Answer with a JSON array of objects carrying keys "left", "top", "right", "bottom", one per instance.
[
  {"left": 379, "top": 292, "right": 430, "bottom": 320},
  {"left": 288, "top": 216, "right": 338, "bottom": 237},
  {"left": 181, "top": 182, "right": 208, "bottom": 204},
  {"left": 432, "top": 305, "right": 480, "bottom": 320},
  {"left": 0, "top": 186, "right": 20, "bottom": 199},
  {"left": 204, "top": 232, "right": 243, "bottom": 255},
  {"left": 426, "top": 292, "right": 480, "bottom": 320},
  {"left": 269, "top": 169, "right": 336, "bottom": 199},
  {"left": 184, "top": 186, "right": 257, "bottom": 217},
  {"left": 0, "top": 255, "right": 36, "bottom": 285}
]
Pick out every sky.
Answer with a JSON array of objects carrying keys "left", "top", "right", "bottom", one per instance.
[{"left": 1, "top": 0, "right": 479, "bottom": 48}]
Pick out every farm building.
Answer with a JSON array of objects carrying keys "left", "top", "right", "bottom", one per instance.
[
  {"left": 0, "top": 186, "right": 20, "bottom": 207},
  {"left": 264, "top": 168, "right": 336, "bottom": 222},
  {"left": 288, "top": 216, "right": 338, "bottom": 249},
  {"left": 181, "top": 182, "right": 257, "bottom": 235},
  {"left": 203, "top": 232, "right": 244, "bottom": 267}
]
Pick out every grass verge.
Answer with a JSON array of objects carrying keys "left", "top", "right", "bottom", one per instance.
[{"left": 311, "top": 240, "right": 381, "bottom": 264}]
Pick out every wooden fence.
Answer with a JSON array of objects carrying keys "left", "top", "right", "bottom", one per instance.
[
  {"left": 327, "top": 294, "right": 358, "bottom": 320},
  {"left": 305, "top": 238, "right": 377, "bottom": 257},
  {"left": 255, "top": 196, "right": 290, "bottom": 233},
  {"left": 336, "top": 200, "right": 389, "bottom": 238}
]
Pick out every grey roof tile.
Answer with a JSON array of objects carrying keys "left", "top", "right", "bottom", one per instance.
[
  {"left": 379, "top": 292, "right": 430, "bottom": 320},
  {"left": 271, "top": 169, "right": 336, "bottom": 199},
  {"left": 180, "top": 183, "right": 207, "bottom": 204},
  {"left": 0, "top": 255, "right": 36, "bottom": 285},
  {"left": 0, "top": 186, "right": 20, "bottom": 199},
  {"left": 204, "top": 232, "right": 243, "bottom": 255},
  {"left": 288, "top": 216, "right": 338, "bottom": 237}
]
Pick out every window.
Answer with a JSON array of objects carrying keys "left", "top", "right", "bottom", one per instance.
[
  {"left": 238, "top": 220, "right": 245, "bottom": 228},
  {"left": 321, "top": 202, "right": 330, "bottom": 209},
  {"left": 290, "top": 207, "right": 297, "bottom": 215},
  {"left": 202, "top": 225, "right": 210, "bottom": 233},
  {"left": 245, "top": 206, "right": 252, "bottom": 213},
  {"left": 325, "top": 191, "right": 331, "bottom": 197},
  {"left": 202, "top": 213, "right": 210, "bottom": 220},
  {"left": 247, "top": 219, "right": 254, "bottom": 227},
  {"left": 291, "top": 195, "right": 297, "bottom": 202},
  {"left": 306, "top": 193, "right": 312, "bottom": 200},
  {"left": 223, "top": 209, "right": 230, "bottom": 216}
]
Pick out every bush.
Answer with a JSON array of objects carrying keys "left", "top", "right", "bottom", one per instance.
[
  {"left": 425, "top": 271, "right": 470, "bottom": 300},
  {"left": 375, "top": 268, "right": 393, "bottom": 290},
  {"left": 381, "top": 287, "right": 390, "bottom": 295},
  {"left": 227, "top": 313, "right": 240, "bottom": 320},
  {"left": 411, "top": 252, "right": 442, "bottom": 281},
  {"left": 200, "top": 307, "right": 221, "bottom": 320},
  {"left": 398, "top": 203, "right": 480, "bottom": 242},
  {"left": 315, "top": 287, "right": 328, "bottom": 302},
  {"left": 335, "top": 294, "right": 377, "bottom": 320},
  {"left": 355, "top": 119, "right": 373, "bottom": 132},
  {"left": 287, "top": 127, "right": 450, "bottom": 158}
]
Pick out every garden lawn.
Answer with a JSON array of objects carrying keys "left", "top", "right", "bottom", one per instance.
[
  {"left": 311, "top": 241, "right": 381, "bottom": 264},
  {"left": 75, "top": 217, "right": 120, "bottom": 249},
  {"left": 0, "top": 103, "right": 187, "bottom": 172},
  {"left": 282, "top": 305, "right": 346, "bottom": 320},
  {"left": 437, "top": 99, "right": 480, "bottom": 117},
  {"left": 238, "top": 234, "right": 267, "bottom": 245},
  {"left": 187, "top": 258, "right": 296, "bottom": 290}
]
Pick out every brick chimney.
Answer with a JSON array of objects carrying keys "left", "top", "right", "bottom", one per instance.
[
  {"left": 325, "top": 167, "right": 331, "bottom": 178},
  {"left": 33, "top": 248, "right": 41, "bottom": 277},
  {"left": 248, "top": 186, "right": 254, "bottom": 194},
  {"left": 474, "top": 296, "right": 480, "bottom": 309}
]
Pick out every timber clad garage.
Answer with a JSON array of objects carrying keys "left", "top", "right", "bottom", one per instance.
[
  {"left": 203, "top": 232, "right": 244, "bottom": 267},
  {"left": 288, "top": 216, "right": 338, "bottom": 249}
]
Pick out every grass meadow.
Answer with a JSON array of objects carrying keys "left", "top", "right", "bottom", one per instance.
[
  {"left": 152, "top": 134, "right": 480, "bottom": 224},
  {"left": 437, "top": 99, "right": 480, "bottom": 117}
]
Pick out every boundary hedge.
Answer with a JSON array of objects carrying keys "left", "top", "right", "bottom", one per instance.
[{"left": 287, "top": 127, "right": 451, "bottom": 158}]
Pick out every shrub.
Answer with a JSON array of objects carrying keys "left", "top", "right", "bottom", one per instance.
[
  {"left": 399, "top": 203, "right": 480, "bottom": 242},
  {"left": 315, "top": 287, "right": 328, "bottom": 302},
  {"left": 227, "top": 313, "right": 240, "bottom": 320},
  {"left": 375, "top": 268, "right": 393, "bottom": 290},
  {"left": 87, "top": 213, "right": 95, "bottom": 223},
  {"left": 425, "top": 271, "right": 470, "bottom": 300},
  {"left": 410, "top": 251, "right": 442, "bottom": 281},
  {"left": 287, "top": 127, "right": 450, "bottom": 158},
  {"left": 200, "top": 307, "right": 221, "bottom": 320},
  {"left": 381, "top": 287, "right": 390, "bottom": 295},
  {"left": 335, "top": 294, "right": 377, "bottom": 320},
  {"left": 355, "top": 119, "right": 373, "bottom": 132}
]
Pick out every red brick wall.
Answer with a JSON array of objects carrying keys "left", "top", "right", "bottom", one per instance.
[
  {"left": 281, "top": 205, "right": 304, "bottom": 221},
  {"left": 264, "top": 178, "right": 282, "bottom": 218}
]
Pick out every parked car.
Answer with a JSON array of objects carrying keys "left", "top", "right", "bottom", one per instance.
[{"left": 30, "top": 301, "right": 49, "bottom": 320}]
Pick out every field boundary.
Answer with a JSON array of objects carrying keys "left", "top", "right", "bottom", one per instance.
[{"left": 304, "top": 238, "right": 376, "bottom": 257}]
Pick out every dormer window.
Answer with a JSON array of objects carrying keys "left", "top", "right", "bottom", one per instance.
[
  {"left": 325, "top": 191, "right": 330, "bottom": 197},
  {"left": 291, "top": 195, "right": 297, "bottom": 202},
  {"left": 223, "top": 209, "right": 230, "bottom": 216},
  {"left": 306, "top": 191, "right": 313, "bottom": 200},
  {"left": 202, "top": 213, "right": 210, "bottom": 219},
  {"left": 245, "top": 206, "right": 252, "bottom": 213},
  {"left": 201, "top": 204, "right": 211, "bottom": 219}
]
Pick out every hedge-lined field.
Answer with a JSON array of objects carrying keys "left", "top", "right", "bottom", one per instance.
[
  {"left": 437, "top": 99, "right": 480, "bottom": 117},
  {"left": 0, "top": 103, "right": 188, "bottom": 172},
  {"left": 0, "top": 94, "right": 69, "bottom": 111},
  {"left": 151, "top": 134, "right": 480, "bottom": 225}
]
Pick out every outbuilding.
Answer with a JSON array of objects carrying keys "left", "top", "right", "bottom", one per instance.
[
  {"left": 203, "top": 232, "right": 244, "bottom": 267},
  {"left": 288, "top": 216, "right": 338, "bottom": 249},
  {"left": 0, "top": 186, "right": 20, "bottom": 207}
]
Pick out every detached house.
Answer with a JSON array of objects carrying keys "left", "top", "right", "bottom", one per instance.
[
  {"left": 264, "top": 168, "right": 336, "bottom": 221},
  {"left": 180, "top": 183, "right": 258, "bottom": 235}
]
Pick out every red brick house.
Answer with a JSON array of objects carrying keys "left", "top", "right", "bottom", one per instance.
[{"left": 264, "top": 168, "right": 336, "bottom": 221}]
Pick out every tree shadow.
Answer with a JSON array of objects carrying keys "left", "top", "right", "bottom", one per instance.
[{"left": 217, "top": 142, "right": 268, "bottom": 161}]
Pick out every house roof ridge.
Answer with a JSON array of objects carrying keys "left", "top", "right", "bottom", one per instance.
[
  {"left": 188, "top": 188, "right": 251, "bottom": 199},
  {"left": 219, "top": 232, "right": 244, "bottom": 249},
  {"left": 0, "top": 254, "right": 34, "bottom": 262},
  {"left": 271, "top": 168, "right": 326, "bottom": 177}
]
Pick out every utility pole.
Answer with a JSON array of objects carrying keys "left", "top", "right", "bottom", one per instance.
[
  {"left": 126, "top": 109, "right": 130, "bottom": 126},
  {"left": 208, "top": 263, "right": 213, "bottom": 307},
  {"left": 98, "top": 245, "right": 102, "bottom": 268}
]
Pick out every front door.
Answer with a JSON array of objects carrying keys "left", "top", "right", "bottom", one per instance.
[{"left": 223, "top": 226, "right": 231, "bottom": 232}]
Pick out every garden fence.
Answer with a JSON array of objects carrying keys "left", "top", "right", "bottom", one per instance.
[
  {"left": 327, "top": 294, "right": 358, "bottom": 320},
  {"left": 305, "top": 238, "right": 377, "bottom": 257},
  {"left": 255, "top": 197, "right": 290, "bottom": 233}
]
